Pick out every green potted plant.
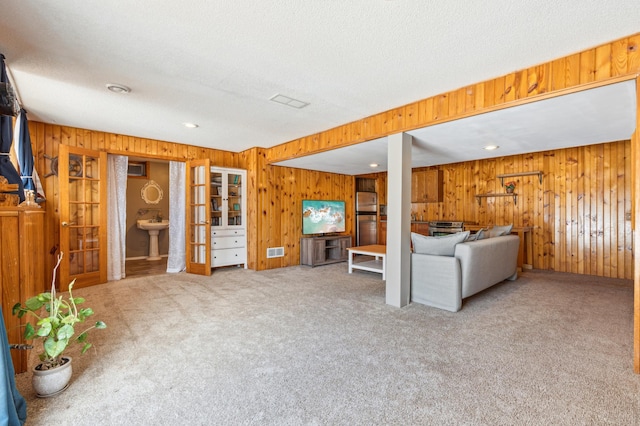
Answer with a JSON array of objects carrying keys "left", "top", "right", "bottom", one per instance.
[
  {"left": 12, "top": 252, "right": 106, "bottom": 397},
  {"left": 504, "top": 181, "right": 516, "bottom": 194}
]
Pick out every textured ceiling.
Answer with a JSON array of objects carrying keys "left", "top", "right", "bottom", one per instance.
[{"left": 0, "top": 1, "right": 639, "bottom": 154}]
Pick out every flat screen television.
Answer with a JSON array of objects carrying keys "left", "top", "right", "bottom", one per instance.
[{"left": 302, "top": 200, "right": 346, "bottom": 235}]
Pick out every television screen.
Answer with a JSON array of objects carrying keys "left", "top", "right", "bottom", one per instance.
[{"left": 302, "top": 200, "right": 346, "bottom": 234}]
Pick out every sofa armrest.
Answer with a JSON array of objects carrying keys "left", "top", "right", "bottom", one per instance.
[{"left": 411, "top": 253, "right": 462, "bottom": 312}]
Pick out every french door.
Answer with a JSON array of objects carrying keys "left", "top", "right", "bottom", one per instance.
[
  {"left": 58, "top": 145, "right": 107, "bottom": 290},
  {"left": 186, "top": 159, "right": 211, "bottom": 275}
]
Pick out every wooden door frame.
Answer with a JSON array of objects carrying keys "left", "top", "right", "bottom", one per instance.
[{"left": 633, "top": 75, "right": 640, "bottom": 374}]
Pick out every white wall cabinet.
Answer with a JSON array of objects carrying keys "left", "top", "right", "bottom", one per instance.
[
  {"left": 210, "top": 168, "right": 247, "bottom": 268},
  {"left": 186, "top": 161, "right": 246, "bottom": 275}
]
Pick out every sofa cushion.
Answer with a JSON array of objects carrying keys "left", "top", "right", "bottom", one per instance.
[
  {"left": 487, "top": 224, "right": 513, "bottom": 238},
  {"left": 465, "top": 228, "right": 487, "bottom": 241},
  {"left": 411, "top": 231, "right": 470, "bottom": 256}
]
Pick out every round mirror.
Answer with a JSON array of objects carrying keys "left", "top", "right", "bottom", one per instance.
[{"left": 141, "top": 180, "right": 163, "bottom": 204}]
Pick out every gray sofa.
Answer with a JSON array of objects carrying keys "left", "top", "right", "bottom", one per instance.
[{"left": 411, "top": 234, "right": 520, "bottom": 312}]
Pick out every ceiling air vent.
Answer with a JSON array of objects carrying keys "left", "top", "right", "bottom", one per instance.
[
  {"left": 267, "top": 247, "right": 284, "bottom": 258},
  {"left": 269, "top": 94, "right": 309, "bottom": 109}
]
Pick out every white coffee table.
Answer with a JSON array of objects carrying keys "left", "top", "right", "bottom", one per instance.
[{"left": 347, "top": 244, "right": 386, "bottom": 280}]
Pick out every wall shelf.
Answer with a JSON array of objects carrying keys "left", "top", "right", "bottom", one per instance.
[
  {"left": 475, "top": 193, "right": 517, "bottom": 206},
  {"left": 496, "top": 171, "right": 543, "bottom": 185}
]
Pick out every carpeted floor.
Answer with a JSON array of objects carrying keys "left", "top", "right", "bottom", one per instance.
[{"left": 15, "top": 265, "right": 640, "bottom": 425}]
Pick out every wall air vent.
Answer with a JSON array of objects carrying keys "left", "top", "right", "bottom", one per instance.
[{"left": 267, "top": 247, "right": 285, "bottom": 258}]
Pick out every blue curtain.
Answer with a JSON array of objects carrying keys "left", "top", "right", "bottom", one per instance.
[
  {"left": 0, "top": 308, "right": 27, "bottom": 425},
  {"left": 16, "top": 109, "right": 34, "bottom": 192}
]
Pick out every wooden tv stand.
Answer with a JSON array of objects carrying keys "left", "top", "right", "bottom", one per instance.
[{"left": 300, "top": 235, "right": 352, "bottom": 267}]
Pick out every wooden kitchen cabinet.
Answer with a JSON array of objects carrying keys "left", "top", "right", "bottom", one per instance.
[
  {"left": 411, "top": 169, "right": 443, "bottom": 203},
  {"left": 411, "top": 222, "right": 430, "bottom": 236},
  {"left": 379, "top": 221, "right": 387, "bottom": 244},
  {"left": 380, "top": 221, "right": 429, "bottom": 243}
]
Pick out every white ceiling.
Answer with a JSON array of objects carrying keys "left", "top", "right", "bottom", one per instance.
[
  {"left": 274, "top": 80, "right": 638, "bottom": 174},
  {"left": 0, "top": 1, "right": 638, "bottom": 158}
]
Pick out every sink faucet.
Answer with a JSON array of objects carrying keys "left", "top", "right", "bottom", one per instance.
[{"left": 156, "top": 212, "right": 163, "bottom": 222}]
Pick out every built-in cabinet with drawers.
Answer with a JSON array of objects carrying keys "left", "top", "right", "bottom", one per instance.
[
  {"left": 0, "top": 207, "right": 45, "bottom": 373},
  {"left": 186, "top": 161, "right": 247, "bottom": 275},
  {"left": 211, "top": 227, "right": 246, "bottom": 268},
  {"left": 210, "top": 168, "right": 247, "bottom": 268}
]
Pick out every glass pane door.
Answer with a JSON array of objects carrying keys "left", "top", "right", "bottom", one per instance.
[
  {"left": 228, "top": 172, "right": 242, "bottom": 226},
  {"left": 210, "top": 171, "right": 223, "bottom": 227},
  {"left": 59, "top": 145, "right": 107, "bottom": 290},
  {"left": 186, "top": 159, "right": 211, "bottom": 275}
]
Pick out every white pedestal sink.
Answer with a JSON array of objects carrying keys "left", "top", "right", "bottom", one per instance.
[{"left": 137, "top": 219, "right": 169, "bottom": 260}]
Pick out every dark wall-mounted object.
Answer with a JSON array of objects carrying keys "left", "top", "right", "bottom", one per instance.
[
  {"left": 0, "top": 83, "right": 17, "bottom": 116},
  {"left": 127, "top": 161, "right": 149, "bottom": 178}
]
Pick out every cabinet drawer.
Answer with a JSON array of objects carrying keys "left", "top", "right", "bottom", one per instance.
[
  {"left": 211, "top": 248, "right": 246, "bottom": 266},
  {"left": 212, "top": 236, "right": 245, "bottom": 249},
  {"left": 211, "top": 228, "right": 245, "bottom": 237}
]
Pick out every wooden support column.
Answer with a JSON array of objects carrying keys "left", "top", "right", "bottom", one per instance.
[
  {"left": 385, "top": 132, "right": 412, "bottom": 307},
  {"left": 633, "top": 75, "right": 640, "bottom": 374}
]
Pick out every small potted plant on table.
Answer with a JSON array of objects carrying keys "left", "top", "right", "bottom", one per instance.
[{"left": 12, "top": 253, "right": 106, "bottom": 397}]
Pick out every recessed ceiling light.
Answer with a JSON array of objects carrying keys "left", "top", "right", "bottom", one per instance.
[
  {"left": 183, "top": 122, "right": 199, "bottom": 129},
  {"left": 269, "top": 94, "right": 309, "bottom": 109},
  {"left": 483, "top": 145, "right": 499, "bottom": 151},
  {"left": 106, "top": 83, "right": 131, "bottom": 94},
  {"left": 369, "top": 163, "right": 379, "bottom": 168}
]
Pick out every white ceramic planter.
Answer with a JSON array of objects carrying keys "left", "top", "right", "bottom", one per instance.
[{"left": 32, "top": 357, "right": 73, "bottom": 398}]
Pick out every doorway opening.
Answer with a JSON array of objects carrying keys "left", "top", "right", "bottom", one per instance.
[
  {"left": 125, "top": 257, "right": 168, "bottom": 278},
  {"left": 123, "top": 156, "right": 171, "bottom": 278}
]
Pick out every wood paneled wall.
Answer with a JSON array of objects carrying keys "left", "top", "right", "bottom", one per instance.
[
  {"left": 249, "top": 140, "right": 633, "bottom": 279},
  {"left": 252, "top": 148, "right": 355, "bottom": 270},
  {"left": 26, "top": 124, "right": 355, "bottom": 274},
  {"left": 394, "top": 141, "right": 631, "bottom": 279},
  {"left": 27, "top": 122, "right": 242, "bottom": 281}
]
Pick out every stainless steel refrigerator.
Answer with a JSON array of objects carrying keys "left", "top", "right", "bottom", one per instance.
[{"left": 356, "top": 191, "right": 377, "bottom": 246}]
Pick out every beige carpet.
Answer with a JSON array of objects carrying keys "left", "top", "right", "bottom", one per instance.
[{"left": 15, "top": 265, "right": 640, "bottom": 425}]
